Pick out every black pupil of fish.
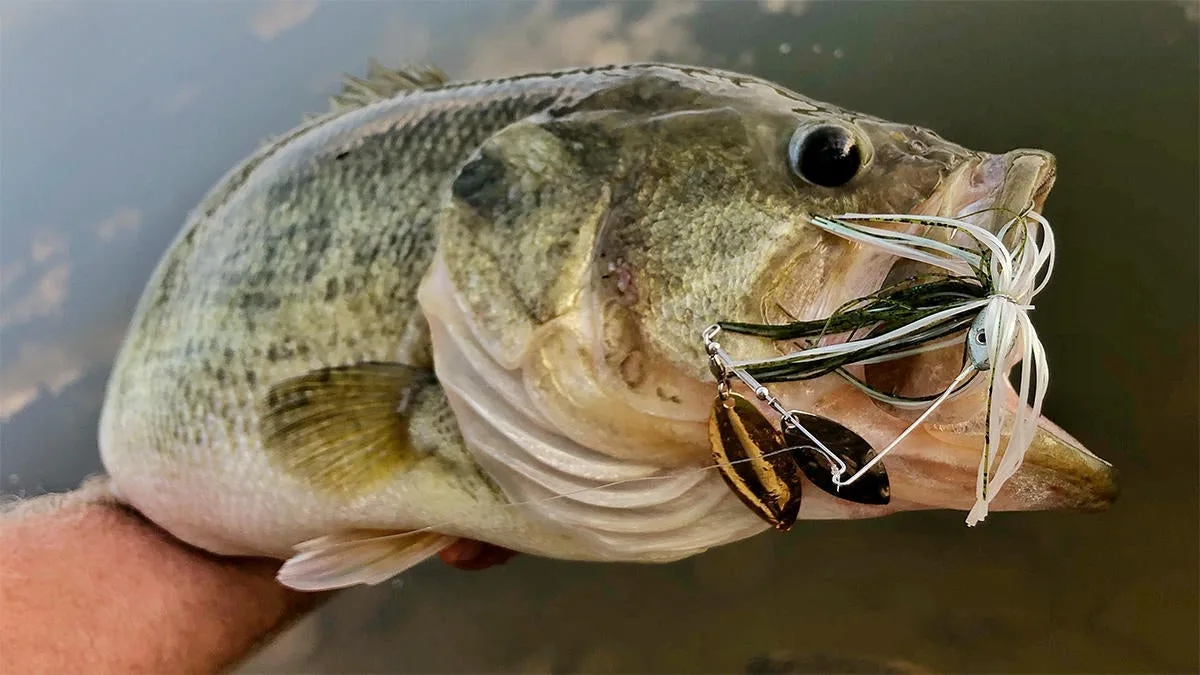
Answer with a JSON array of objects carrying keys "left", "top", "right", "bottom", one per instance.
[{"left": 793, "top": 126, "right": 862, "bottom": 188}]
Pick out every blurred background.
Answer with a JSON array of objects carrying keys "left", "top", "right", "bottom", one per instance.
[{"left": 1, "top": 1, "right": 1196, "bottom": 672}]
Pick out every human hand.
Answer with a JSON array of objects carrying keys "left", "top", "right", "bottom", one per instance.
[{"left": 0, "top": 480, "right": 515, "bottom": 674}]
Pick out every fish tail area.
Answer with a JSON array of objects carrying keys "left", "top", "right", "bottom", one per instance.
[
  {"left": 276, "top": 530, "right": 457, "bottom": 592},
  {"left": 0, "top": 474, "right": 121, "bottom": 519}
]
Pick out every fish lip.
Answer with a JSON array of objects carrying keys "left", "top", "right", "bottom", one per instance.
[
  {"left": 1017, "top": 414, "right": 1120, "bottom": 511},
  {"left": 1030, "top": 162, "right": 1056, "bottom": 212},
  {"left": 945, "top": 149, "right": 1058, "bottom": 228},
  {"left": 983, "top": 149, "right": 1057, "bottom": 231},
  {"left": 1021, "top": 453, "right": 1121, "bottom": 512}
]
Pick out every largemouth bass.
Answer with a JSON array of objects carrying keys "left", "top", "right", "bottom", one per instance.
[{"left": 98, "top": 62, "right": 1116, "bottom": 591}]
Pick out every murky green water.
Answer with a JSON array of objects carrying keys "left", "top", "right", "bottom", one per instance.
[{"left": 2, "top": 1, "right": 1196, "bottom": 672}]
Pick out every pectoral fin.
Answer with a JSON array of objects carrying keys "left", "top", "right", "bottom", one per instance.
[
  {"left": 277, "top": 530, "right": 457, "bottom": 591},
  {"left": 259, "top": 362, "right": 434, "bottom": 494}
]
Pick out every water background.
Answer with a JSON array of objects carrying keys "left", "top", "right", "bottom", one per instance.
[{"left": 2, "top": 1, "right": 1196, "bottom": 672}]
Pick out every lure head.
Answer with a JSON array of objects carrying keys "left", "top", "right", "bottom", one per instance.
[
  {"left": 966, "top": 312, "right": 993, "bottom": 372},
  {"left": 431, "top": 64, "right": 1116, "bottom": 530}
]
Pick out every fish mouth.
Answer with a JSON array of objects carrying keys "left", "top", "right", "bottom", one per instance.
[
  {"left": 866, "top": 149, "right": 1059, "bottom": 403},
  {"left": 829, "top": 149, "right": 1119, "bottom": 518}
]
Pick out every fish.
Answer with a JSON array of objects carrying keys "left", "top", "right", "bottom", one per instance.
[{"left": 97, "top": 61, "right": 1117, "bottom": 591}]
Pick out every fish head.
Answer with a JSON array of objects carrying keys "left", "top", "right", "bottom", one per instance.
[{"left": 430, "top": 64, "right": 1116, "bottom": 524}]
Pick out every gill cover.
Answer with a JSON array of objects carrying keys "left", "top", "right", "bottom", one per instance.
[{"left": 419, "top": 109, "right": 770, "bottom": 560}]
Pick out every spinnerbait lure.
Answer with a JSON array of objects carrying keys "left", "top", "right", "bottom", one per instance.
[{"left": 703, "top": 206, "right": 1102, "bottom": 526}]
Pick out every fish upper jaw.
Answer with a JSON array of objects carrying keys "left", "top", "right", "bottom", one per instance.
[{"left": 929, "top": 148, "right": 1057, "bottom": 219}]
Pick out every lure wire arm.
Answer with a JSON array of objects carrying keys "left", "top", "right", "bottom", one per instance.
[
  {"left": 704, "top": 324, "right": 850, "bottom": 482},
  {"left": 830, "top": 362, "right": 977, "bottom": 487}
]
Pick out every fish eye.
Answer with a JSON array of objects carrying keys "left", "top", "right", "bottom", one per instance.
[{"left": 788, "top": 124, "right": 865, "bottom": 188}]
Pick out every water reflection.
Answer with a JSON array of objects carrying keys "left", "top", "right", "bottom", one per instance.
[{"left": 1, "top": 1, "right": 1195, "bottom": 672}]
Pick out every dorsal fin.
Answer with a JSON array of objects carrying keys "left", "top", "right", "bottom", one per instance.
[
  {"left": 259, "top": 60, "right": 450, "bottom": 150},
  {"left": 329, "top": 58, "right": 449, "bottom": 112}
]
